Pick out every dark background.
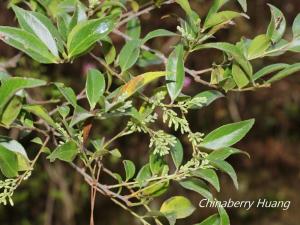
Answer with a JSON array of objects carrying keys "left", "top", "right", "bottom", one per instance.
[{"left": 0, "top": 0, "right": 300, "bottom": 225}]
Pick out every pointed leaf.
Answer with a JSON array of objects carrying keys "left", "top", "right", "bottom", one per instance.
[
  {"left": 247, "top": 34, "right": 271, "bottom": 59},
  {"left": 1, "top": 96, "right": 22, "bottom": 127},
  {"left": 170, "top": 137, "right": 183, "bottom": 169},
  {"left": 0, "top": 145, "right": 18, "bottom": 178},
  {"left": 142, "top": 29, "right": 176, "bottom": 43},
  {"left": 204, "top": 11, "right": 242, "bottom": 29},
  {"left": 179, "top": 178, "right": 213, "bottom": 200},
  {"left": 232, "top": 63, "right": 249, "bottom": 88},
  {"left": 123, "top": 160, "right": 136, "bottom": 181},
  {"left": 86, "top": 69, "right": 105, "bottom": 110},
  {"left": 192, "top": 168, "right": 220, "bottom": 192},
  {"left": 160, "top": 196, "right": 195, "bottom": 219},
  {"left": 12, "top": 6, "right": 61, "bottom": 56},
  {"left": 292, "top": 14, "right": 300, "bottom": 38},
  {"left": 267, "top": 63, "right": 300, "bottom": 83},
  {"left": 67, "top": 16, "right": 116, "bottom": 58},
  {"left": 194, "top": 214, "right": 220, "bottom": 225},
  {"left": 166, "top": 45, "right": 185, "bottom": 102},
  {"left": 47, "top": 141, "right": 78, "bottom": 162},
  {"left": 200, "top": 119, "right": 254, "bottom": 150},
  {"left": 267, "top": 4, "right": 286, "bottom": 43},
  {"left": 253, "top": 63, "right": 289, "bottom": 81},
  {"left": 0, "top": 26, "right": 58, "bottom": 63},
  {"left": 22, "top": 105, "right": 57, "bottom": 128},
  {"left": 0, "top": 77, "right": 46, "bottom": 114},
  {"left": 207, "top": 147, "right": 249, "bottom": 161},
  {"left": 191, "top": 90, "right": 224, "bottom": 109},
  {"left": 211, "top": 159, "right": 238, "bottom": 189},
  {"left": 118, "top": 39, "right": 141, "bottom": 72}
]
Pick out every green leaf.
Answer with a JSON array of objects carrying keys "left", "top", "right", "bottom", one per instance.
[
  {"left": 0, "top": 77, "right": 46, "bottom": 114},
  {"left": 150, "top": 152, "right": 165, "bottom": 175},
  {"left": 142, "top": 29, "right": 176, "bottom": 43},
  {"left": 67, "top": 16, "right": 116, "bottom": 58},
  {"left": 236, "top": 0, "right": 247, "bottom": 12},
  {"left": 166, "top": 44, "right": 185, "bottom": 102},
  {"left": 86, "top": 69, "right": 105, "bottom": 110},
  {"left": 247, "top": 34, "right": 271, "bottom": 59},
  {"left": 267, "top": 63, "right": 300, "bottom": 83},
  {"left": 160, "top": 196, "right": 195, "bottom": 219},
  {"left": 232, "top": 63, "right": 249, "bottom": 88},
  {"left": 204, "top": 11, "right": 242, "bottom": 29},
  {"left": 211, "top": 159, "right": 238, "bottom": 189},
  {"left": 200, "top": 119, "right": 254, "bottom": 150},
  {"left": 191, "top": 90, "right": 224, "bottom": 109},
  {"left": 1, "top": 96, "right": 22, "bottom": 127},
  {"left": 136, "top": 164, "right": 152, "bottom": 187},
  {"left": 55, "top": 83, "right": 77, "bottom": 108},
  {"left": 205, "top": 0, "right": 229, "bottom": 20},
  {"left": 218, "top": 206, "right": 230, "bottom": 225},
  {"left": 0, "top": 139, "right": 30, "bottom": 171},
  {"left": 102, "top": 37, "right": 116, "bottom": 65},
  {"left": 292, "top": 14, "right": 300, "bottom": 38},
  {"left": 194, "top": 214, "right": 220, "bottom": 225},
  {"left": 123, "top": 160, "right": 135, "bottom": 181},
  {"left": 196, "top": 42, "right": 252, "bottom": 76},
  {"left": 12, "top": 5, "right": 62, "bottom": 56},
  {"left": 179, "top": 178, "right": 213, "bottom": 200},
  {"left": 253, "top": 63, "right": 289, "bottom": 81},
  {"left": 267, "top": 4, "right": 286, "bottom": 43},
  {"left": 23, "top": 105, "right": 56, "bottom": 128},
  {"left": 192, "top": 168, "right": 220, "bottom": 192},
  {"left": 175, "top": 0, "right": 193, "bottom": 15},
  {"left": 0, "top": 144, "right": 18, "bottom": 178},
  {"left": 207, "top": 147, "right": 249, "bottom": 161},
  {"left": 170, "top": 137, "right": 183, "bottom": 169},
  {"left": 0, "top": 26, "right": 58, "bottom": 63},
  {"left": 47, "top": 141, "right": 78, "bottom": 162},
  {"left": 126, "top": 18, "right": 141, "bottom": 39},
  {"left": 118, "top": 39, "right": 141, "bottom": 72},
  {"left": 114, "top": 71, "right": 165, "bottom": 102}
]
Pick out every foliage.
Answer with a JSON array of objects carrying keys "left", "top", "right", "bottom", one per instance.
[{"left": 0, "top": 0, "right": 299, "bottom": 224}]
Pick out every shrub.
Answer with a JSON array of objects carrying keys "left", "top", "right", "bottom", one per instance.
[{"left": 0, "top": 0, "right": 299, "bottom": 224}]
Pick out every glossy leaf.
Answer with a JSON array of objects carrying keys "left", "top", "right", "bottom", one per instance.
[
  {"left": 0, "top": 77, "right": 46, "bottom": 114},
  {"left": 207, "top": 147, "right": 250, "bottom": 161},
  {"left": 136, "top": 164, "right": 152, "bottom": 186},
  {"left": 126, "top": 18, "right": 141, "bottom": 39},
  {"left": 192, "top": 168, "right": 220, "bottom": 192},
  {"left": 0, "top": 139, "right": 30, "bottom": 171},
  {"left": 232, "top": 63, "right": 249, "bottom": 88},
  {"left": 211, "top": 159, "right": 238, "bottom": 189},
  {"left": 292, "top": 14, "right": 300, "bottom": 38},
  {"left": 48, "top": 141, "right": 78, "bottom": 162},
  {"left": 204, "top": 11, "right": 242, "bottom": 29},
  {"left": 253, "top": 63, "right": 289, "bottom": 81},
  {"left": 102, "top": 37, "right": 116, "bottom": 65},
  {"left": 237, "top": 0, "right": 247, "bottom": 12},
  {"left": 197, "top": 42, "right": 252, "bottom": 76},
  {"left": 1, "top": 96, "right": 22, "bottom": 127},
  {"left": 86, "top": 69, "right": 105, "bottom": 110},
  {"left": 115, "top": 71, "right": 166, "bottom": 101},
  {"left": 160, "top": 196, "right": 195, "bottom": 219},
  {"left": 0, "top": 145, "right": 18, "bottom": 178},
  {"left": 247, "top": 34, "right": 271, "bottom": 59},
  {"left": 0, "top": 26, "right": 58, "bottom": 63},
  {"left": 12, "top": 6, "right": 61, "bottom": 56},
  {"left": 170, "top": 137, "right": 183, "bottom": 169},
  {"left": 267, "top": 4, "right": 286, "bottom": 43},
  {"left": 118, "top": 39, "right": 141, "bottom": 72},
  {"left": 205, "top": 0, "right": 229, "bottom": 20},
  {"left": 194, "top": 214, "right": 220, "bottom": 225},
  {"left": 200, "top": 119, "right": 254, "bottom": 150},
  {"left": 142, "top": 29, "right": 176, "bottom": 43},
  {"left": 55, "top": 83, "right": 77, "bottom": 108},
  {"left": 179, "top": 178, "right": 213, "bottom": 200},
  {"left": 191, "top": 90, "right": 224, "bottom": 109},
  {"left": 166, "top": 45, "right": 185, "bottom": 102},
  {"left": 150, "top": 152, "right": 165, "bottom": 175},
  {"left": 23, "top": 105, "right": 56, "bottom": 128},
  {"left": 267, "top": 63, "right": 300, "bottom": 83},
  {"left": 218, "top": 206, "right": 230, "bottom": 225},
  {"left": 67, "top": 16, "right": 116, "bottom": 58},
  {"left": 123, "top": 160, "right": 136, "bottom": 181}
]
